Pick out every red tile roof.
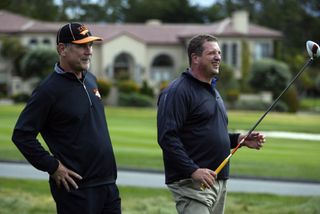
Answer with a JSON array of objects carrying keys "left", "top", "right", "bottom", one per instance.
[{"left": 0, "top": 10, "right": 282, "bottom": 44}]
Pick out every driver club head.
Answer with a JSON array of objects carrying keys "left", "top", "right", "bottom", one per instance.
[{"left": 306, "top": 40, "right": 320, "bottom": 59}]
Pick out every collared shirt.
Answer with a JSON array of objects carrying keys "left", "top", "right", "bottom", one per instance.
[
  {"left": 157, "top": 70, "right": 239, "bottom": 184},
  {"left": 12, "top": 64, "right": 117, "bottom": 188}
]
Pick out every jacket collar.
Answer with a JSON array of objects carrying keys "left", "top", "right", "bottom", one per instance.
[
  {"left": 54, "top": 63, "right": 87, "bottom": 81},
  {"left": 183, "top": 68, "right": 219, "bottom": 89}
]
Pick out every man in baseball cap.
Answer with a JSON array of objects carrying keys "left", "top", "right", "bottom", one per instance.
[
  {"left": 56, "top": 22, "right": 103, "bottom": 44},
  {"left": 13, "top": 22, "right": 121, "bottom": 214}
]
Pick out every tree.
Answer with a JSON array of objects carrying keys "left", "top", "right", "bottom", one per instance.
[
  {"left": 240, "top": 40, "right": 251, "bottom": 92},
  {"left": 216, "top": 62, "right": 239, "bottom": 102},
  {"left": 217, "top": 0, "right": 320, "bottom": 57},
  {"left": 0, "top": 37, "right": 26, "bottom": 77},
  {"left": 315, "top": 74, "right": 320, "bottom": 93},
  {"left": 248, "top": 59, "right": 301, "bottom": 112},
  {"left": 123, "top": 0, "right": 203, "bottom": 23},
  {"left": 248, "top": 59, "right": 292, "bottom": 98},
  {"left": 0, "top": 0, "right": 61, "bottom": 21},
  {"left": 201, "top": 2, "right": 225, "bottom": 23},
  {"left": 20, "top": 47, "right": 58, "bottom": 79}
]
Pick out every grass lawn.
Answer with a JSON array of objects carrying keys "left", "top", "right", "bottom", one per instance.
[
  {"left": 0, "top": 105, "right": 320, "bottom": 182},
  {"left": 300, "top": 97, "right": 320, "bottom": 112},
  {"left": 0, "top": 178, "right": 319, "bottom": 214}
]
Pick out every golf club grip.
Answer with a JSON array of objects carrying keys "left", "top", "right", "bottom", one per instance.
[
  {"left": 200, "top": 154, "right": 231, "bottom": 191},
  {"left": 214, "top": 138, "right": 244, "bottom": 174},
  {"left": 214, "top": 155, "right": 231, "bottom": 174}
]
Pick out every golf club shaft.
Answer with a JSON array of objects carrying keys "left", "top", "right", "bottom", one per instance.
[
  {"left": 214, "top": 138, "right": 244, "bottom": 174},
  {"left": 214, "top": 58, "right": 314, "bottom": 175}
]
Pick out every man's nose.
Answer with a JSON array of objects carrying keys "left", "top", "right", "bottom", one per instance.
[
  {"left": 84, "top": 46, "right": 92, "bottom": 54},
  {"left": 214, "top": 54, "right": 221, "bottom": 61}
]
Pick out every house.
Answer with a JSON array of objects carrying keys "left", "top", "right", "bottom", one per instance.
[{"left": 0, "top": 10, "right": 282, "bottom": 96}]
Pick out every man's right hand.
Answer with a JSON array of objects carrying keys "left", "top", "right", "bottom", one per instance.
[
  {"left": 191, "top": 168, "right": 217, "bottom": 189},
  {"left": 51, "top": 161, "right": 83, "bottom": 192}
]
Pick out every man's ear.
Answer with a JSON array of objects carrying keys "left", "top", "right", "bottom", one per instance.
[
  {"left": 57, "top": 43, "right": 67, "bottom": 56},
  {"left": 191, "top": 53, "right": 199, "bottom": 65}
]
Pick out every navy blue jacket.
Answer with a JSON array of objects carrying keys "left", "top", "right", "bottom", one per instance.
[
  {"left": 12, "top": 64, "right": 117, "bottom": 188},
  {"left": 157, "top": 70, "right": 239, "bottom": 184}
]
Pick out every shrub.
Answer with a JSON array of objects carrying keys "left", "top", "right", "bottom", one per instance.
[
  {"left": 97, "top": 78, "right": 112, "bottom": 98},
  {"left": 226, "top": 89, "right": 240, "bottom": 105},
  {"left": 118, "top": 92, "right": 154, "bottom": 107},
  {"left": 159, "top": 81, "right": 170, "bottom": 92},
  {"left": 117, "top": 80, "right": 140, "bottom": 93},
  {"left": 0, "top": 83, "right": 7, "bottom": 97},
  {"left": 234, "top": 100, "right": 269, "bottom": 111},
  {"left": 234, "top": 100, "right": 288, "bottom": 112},
  {"left": 217, "top": 63, "right": 236, "bottom": 89},
  {"left": 217, "top": 63, "right": 239, "bottom": 97},
  {"left": 11, "top": 93, "right": 30, "bottom": 103},
  {"left": 281, "top": 86, "right": 299, "bottom": 113},
  {"left": 140, "top": 80, "right": 154, "bottom": 98},
  {"left": 316, "top": 74, "right": 320, "bottom": 92},
  {"left": 241, "top": 40, "right": 251, "bottom": 92},
  {"left": 248, "top": 59, "right": 291, "bottom": 98},
  {"left": 20, "top": 47, "right": 58, "bottom": 79}
]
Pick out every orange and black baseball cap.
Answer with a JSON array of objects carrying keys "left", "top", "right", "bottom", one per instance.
[{"left": 56, "top": 22, "right": 102, "bottom": 45}]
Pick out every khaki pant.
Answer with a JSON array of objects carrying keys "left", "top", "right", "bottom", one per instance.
[{"left": 167, "top": 179, "right": 227, "bottom": 214}]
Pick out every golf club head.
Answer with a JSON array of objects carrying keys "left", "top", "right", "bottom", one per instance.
[{"left": 306, "top": 40, "right": 320, "bottom": 59}]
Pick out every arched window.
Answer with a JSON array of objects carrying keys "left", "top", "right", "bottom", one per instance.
[
  {"left": 151, "top": 54, "right": 173, "bottom": 82},
  {"left": 114, "top": 53, "right": 134, "bottom": 80}
]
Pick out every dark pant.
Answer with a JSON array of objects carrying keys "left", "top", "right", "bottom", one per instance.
[{"left": 50, "top": 182, "right": 121, "bottom": 214}]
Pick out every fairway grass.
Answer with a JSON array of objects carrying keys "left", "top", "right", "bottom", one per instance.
[
  {"left": 1, "top": 105, "right": 320, "bottom": 182},
  {"left": 0, "top": 178, "right": 319, "bottom": 214}
]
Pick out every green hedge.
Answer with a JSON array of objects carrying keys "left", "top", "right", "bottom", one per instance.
[
  {"left": 97, "top": 78, "right": 112, "bottom": 98},
  {"left": 118, "top": 92, "right": 154, "bottom": 107}
]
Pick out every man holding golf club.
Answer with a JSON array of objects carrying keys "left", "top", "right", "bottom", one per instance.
[
  {"left": 157, "top": 34, "right": 265, "bottom": 214},
  {"left": 12, "top": 23, "right": 121, "bottom": 214}
]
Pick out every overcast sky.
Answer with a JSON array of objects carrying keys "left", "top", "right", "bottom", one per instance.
[
  {"left": 55, "top": 0, "right": 217, "bottom": 8},
  {"left": 190, "top": 0, "right": 217, "bottom": 7}
]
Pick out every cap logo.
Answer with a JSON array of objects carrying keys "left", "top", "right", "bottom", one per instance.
[{"left": 78, "top": 25, "right": 89, "bottom": 35}]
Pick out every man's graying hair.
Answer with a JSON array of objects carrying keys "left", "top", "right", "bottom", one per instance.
[{"left": 187, "top": 34, "right": 218, "bottom": 66}]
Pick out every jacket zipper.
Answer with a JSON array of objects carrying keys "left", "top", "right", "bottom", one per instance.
[{"left": 77, "top": 77, "right": 93, "bottom": 107}]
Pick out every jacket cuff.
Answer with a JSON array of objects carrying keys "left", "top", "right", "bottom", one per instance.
[
  {"left": 230, "top": 133, "right": 241, "bottom": 148},
  {"left": 187, "top": 165, "right": 199, "bottom": 177},
  {"left": 47, "top": 159, "right": 59, "bottom": 175}
]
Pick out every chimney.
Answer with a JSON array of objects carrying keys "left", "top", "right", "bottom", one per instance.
[
  {"left": 232, "top": 10, "right": 249, "bottom": 34},
  {"left": 146, "top": 19, "right": 162, "bottom": 26}
]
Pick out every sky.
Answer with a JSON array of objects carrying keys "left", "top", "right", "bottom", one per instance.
[
  {"left": 55, "top": 0, "right": 218, "bottom": 8},
  {"left": 190, "top": 0, "right": 217, "bottom": 7}
]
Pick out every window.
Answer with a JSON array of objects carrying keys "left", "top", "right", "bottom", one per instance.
[
  {"left": 255, "top": 42, "right": 271, "bottom": 60},
  {"left": 29, "top": 38, "right": 38, "bottom": 45},
  {"left": 151, "top": 54, "right": 173, "bottom": 82},
  {"left": 222, "top": 43, "right": 228, "bottom": 62},
  {"left": 231, "top": 43, "right": 238, "bottom": 66},
  {"left": 114, "top": 53, "right": 133, "bottom": 80},
  {"left": 43, "top": 38, "right": 51, "bottom": 45}
]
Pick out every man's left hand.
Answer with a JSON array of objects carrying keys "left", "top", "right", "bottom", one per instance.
[{"left": 240, "top": 132, "right": 265, "bottom": 150}]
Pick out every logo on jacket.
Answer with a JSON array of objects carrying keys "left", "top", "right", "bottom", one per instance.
[{"left": 93, "top": 88, "right": 101, "bottom": 99}]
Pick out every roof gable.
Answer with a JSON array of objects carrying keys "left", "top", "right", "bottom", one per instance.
[{"left": 0, "top": 10, "right": 282, "bottom": 43}]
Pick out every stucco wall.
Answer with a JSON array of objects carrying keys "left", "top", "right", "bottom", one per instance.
[
  {"left": 101, "top": 34, "right": 147, "bottom": 81},
  {"left": 146, "top": 44, "right": 186, "bottom": 81}
]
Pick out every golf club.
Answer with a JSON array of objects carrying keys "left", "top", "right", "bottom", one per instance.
[{"left": 201, "top": 40, "right": 320, "bottom": 190}]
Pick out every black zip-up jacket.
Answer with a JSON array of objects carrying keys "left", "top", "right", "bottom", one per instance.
[
  {"left": 157, "top": 70, "right": 239, "bottom": 184},
  {"left": 12, "top": 64, "right": 117, "bottom": 188}
]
